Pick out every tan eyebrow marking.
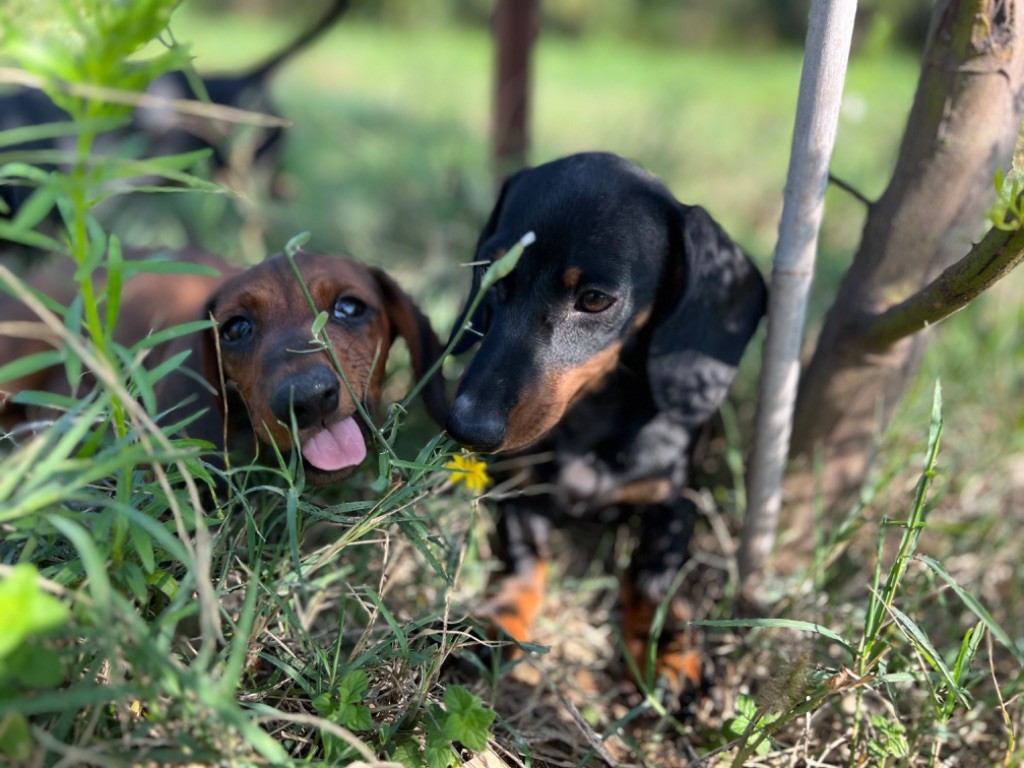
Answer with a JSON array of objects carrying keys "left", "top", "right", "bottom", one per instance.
[{"left": 563, "top": 267, "right": 582, "bottom": 289}]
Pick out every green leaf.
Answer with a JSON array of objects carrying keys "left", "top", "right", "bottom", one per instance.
[
  {"left": 0, "top": 223, "right": 62, "bottom": 251},
  {"left": 311, "top": 311, "right": 329, "bottom": 337},
  {"left": 694, "top": 617, "right": 855, "bottom": 655},
  {"left": 120, "top": 561, "right": 150, "bottom": 605},
  {"left": 47, "top": 515, "right": 113, "bottom": 618},
  {"left": 424, "top": 741, "right": 457, "bottom": 768},
  {"left": 724, "top": 695, "right": 773, "bottom": 756},
  {"left": 130, "top": 320, "right": 214, "bottom": 353},
  {"left": 321, "top": 734, "right": 353, "bottom": 765},
  {"left": 338, "top": 669, "right": 368, "bottom": 704},
  {"left": 9, "top": 389, "right": 78, "bottom": 413},
  {"left": 11, "top": 185, "right": 58, "bottom": 231},
  {"left": 946, "top": 622, "right": 984, "bottom": 717},
  {"left": 285, "top": 231, "right": 311, "bottom": 257},
  {"left": 145, "top": 348, "right": 193, "bottom": 390},
  {"left": 105, "top": 235, "right": 123, "bottom": 337},
  {"left": 0, "top": 162, "right": 52, "bottom": 184},
  {"left": 312, "top": 692, "right": 333, "bottom": 715},
  {"left": 869, "top": 714, "right": 909, "bottom": 758},
  {"left": 145, "top": 568, "right": 179, "bottom": 601},
  {"left": 888, "top": 603, "right": 970, "bottom": 709},
  {"left": 339, "top": 703, "right": 372, "bottom": 732},
  {"left": 442, "top": 685, "right": 495, "bottom": 752},
  {"left": 481, "top": 230, "right": 534, "bottom": 288},
  {"left": 121, "top": 259, "right": 223, "bottom": 278},
  {"left": 316, "top": 670, "right": 373, "bottom": 732},
  {"left": 952, "top": 623, "right": 983, "bottom": 686},
  {"left": 64, "top": 293, "right": 84, "bottom": 387},
  {"left": 0, "top": 350, "right": 63, "bottom": 387},
  {"left": 917, "top": 555, "right": 1024, "bottom": 667},
  {"left": 736, "top": 693, "right": 758, "bottom": 720},
  {"left": 130, "top": 148, "right": 214, "bottom": 174},
  {"left": 0, "top": 712, "right": 32, "bottom": 759},
  {"left": 79, "top": 221, "right": 108, "bottom": 278},
  {"left": 723, "top": 714, "right": 751, "bottom": 740},
  {"left": 0, "top": 564, "right": 69, "bottom": 660},
  {"left": 363, "top": 591, "right": 409, "bottom": 656},
  {"left": 391, "top": 738, "right": 426, "bottom": 768},
  {"left": 7, "top": 643, "right": 64, "bottom": 689},
  {"left": 123, "top": 349, "right": 158, "bottom": 415},
  {"left": 0, "top": 116, "right": 120, "bottom": 150},
  {"left": 29, "top": 397, "right": 109, "bottom": 487},
  {"left": 91, "top": 156, "right": 223, "bottom": 192}
]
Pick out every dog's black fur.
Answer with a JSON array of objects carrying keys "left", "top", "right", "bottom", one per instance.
[{"left": 446, "top": 152, "right": 767, "bottom": 706}]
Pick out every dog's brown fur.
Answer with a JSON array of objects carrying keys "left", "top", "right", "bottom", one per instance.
[{"left": 0, "top": 249, "right": 445, "bottom": 485}]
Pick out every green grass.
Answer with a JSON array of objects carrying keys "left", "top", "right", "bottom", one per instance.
[{"left": 4, "top": 4, "right": 1024, "bottom": 766}]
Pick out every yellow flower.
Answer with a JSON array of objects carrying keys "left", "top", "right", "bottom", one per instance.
[{"left": 444, "top": 452, "right": 492, "bottom": 495}]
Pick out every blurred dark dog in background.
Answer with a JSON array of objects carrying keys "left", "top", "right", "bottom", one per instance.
[{"left": 0, "top": 0, "right": 350, "bottom": 233}]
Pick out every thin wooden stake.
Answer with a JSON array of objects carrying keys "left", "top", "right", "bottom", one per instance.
[{"left": 740, "top": 0, "right": 859, "bottom": 593}]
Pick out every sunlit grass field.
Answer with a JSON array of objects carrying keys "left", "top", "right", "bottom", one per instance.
[{"left": 6, "top": 4, "right": 1024, "bottom": 765}]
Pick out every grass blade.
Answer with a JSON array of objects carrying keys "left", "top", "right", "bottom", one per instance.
[
  {"left": 695, "top": 618, "right": 855, "bottom": 655},
  {"left": 918, "top": 555, "right": 1024, "bottom": 667}
]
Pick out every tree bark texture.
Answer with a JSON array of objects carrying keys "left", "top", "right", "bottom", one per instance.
[{"left": 789, "top": 0, "right": 1024, "bottom": 513}]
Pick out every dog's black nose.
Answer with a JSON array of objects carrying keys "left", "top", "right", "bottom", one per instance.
[
  {"left": 447, "top": 393, "right": 506, "bottom": 452},
  {"left": 270, "top": 365, "right": 340, "bottom": 429}
]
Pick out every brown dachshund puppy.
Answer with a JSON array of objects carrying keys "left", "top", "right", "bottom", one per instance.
[{"left": 0, "top": 249, "right": 445, "bottom": 485}]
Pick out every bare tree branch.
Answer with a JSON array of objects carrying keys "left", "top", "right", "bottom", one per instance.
[
  {"left": 863, "top": 216, "right": 1024, "bottom": 349},
  {"left": 828, "top": 172, "right": 873, "bottom": 207}
]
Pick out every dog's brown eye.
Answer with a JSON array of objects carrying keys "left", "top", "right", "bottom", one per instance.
[
  {"left": 575, "top": 290, "right": 615, "bottom": 313},
  {"left": 220, "top": 316, "right": 254, "bottom": 343},
  {"left": 332, "top": 295, "right": 367, "bottom": 320}
]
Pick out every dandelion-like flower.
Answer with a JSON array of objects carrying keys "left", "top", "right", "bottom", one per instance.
[{"left": 444, "top": 452, "right": 491, "bottom": 495}]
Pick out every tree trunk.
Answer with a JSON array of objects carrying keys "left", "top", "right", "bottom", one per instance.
[
  {"left": 491, "top": 0, "right": 539, "bottom": 185},
  {"left": 789, "top": 0, "right": 1024, "bottom": 514}
]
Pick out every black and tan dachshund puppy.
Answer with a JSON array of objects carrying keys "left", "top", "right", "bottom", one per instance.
[{"left": 446, "top": 152, "right": 767, "bottom": 707}]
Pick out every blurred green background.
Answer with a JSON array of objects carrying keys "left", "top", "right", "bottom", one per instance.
[
  {"left": 122, "top": 0, "right": 925, "bottom": 332},
  {"left": 111, "top": 0, "right": 1024, "bottom": 478}
]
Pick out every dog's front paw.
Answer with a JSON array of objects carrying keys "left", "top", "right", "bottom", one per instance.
[
  {"left": 622, "top": 588, "right": 716, "bottom": 716},
  {"left": 448, "top": 563, "right": 549, "bottom": 673},
  {"left": 647, "top": 637, "right": 716, "bottom": 716}
]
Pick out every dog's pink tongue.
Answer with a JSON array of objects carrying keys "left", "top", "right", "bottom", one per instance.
[{"left": 301, "top": 417, "right": 367, "bottom": 472}]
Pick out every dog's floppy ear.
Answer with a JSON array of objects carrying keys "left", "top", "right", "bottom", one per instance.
[
  {"left": 647, "top": 205, "right": 767, "bottom": 428},
  {"left": 449, "top": 170, "right": 523, "bottom": 355},
  {"left": 370, "top": 267, "right": 449, "bottom": 426}
]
